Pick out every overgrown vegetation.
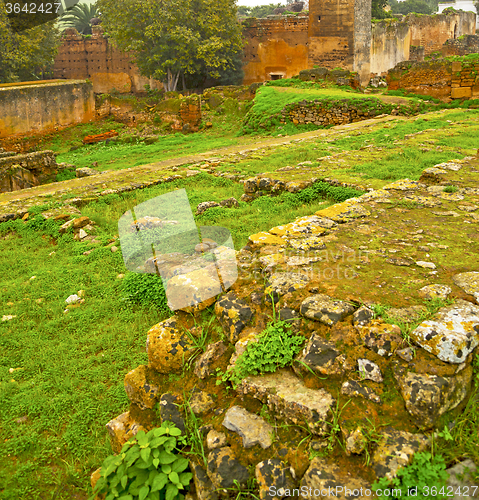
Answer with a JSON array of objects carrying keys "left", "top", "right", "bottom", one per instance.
[
  {"left": 216, "top": 319, "right": 305, "bottom": 388},
  {"left": 91, "top": 422, "right": 193, "bottom": 500}
]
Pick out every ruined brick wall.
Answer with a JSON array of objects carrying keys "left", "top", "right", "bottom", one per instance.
[
  {"left": 371, "top": 19, "right": 411, "bottom": 75},
  {"left": 450, "top": 59, "right": 479, "bottom": 98},
  {"left": 386, "top": 58, "right": 479, "bottom": 99},
  {"left": 387, "top": 60, "right": 453, "bottom": 98},
  {"left": 407, "top": 11, "right": 476, "bottom": 56},
  {"left": 242, "top": 16, "right": 309, "bottom": 85},
  {"left": 308, "top": 0, "right": 371, "bottom": 86},
  {"left": 442, "top": 34, "right": 479, "bottom": 56},
  {"left": 0, "top": 80, "right": 95, "bottom": 138},
  {"left": 53, "top": 26, "right": 163, "bottom": 94}
]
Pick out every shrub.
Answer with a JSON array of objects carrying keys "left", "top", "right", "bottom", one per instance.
[
  {"left": 443, "top": 185, "right": 458, "bottom": 193},
  {"left": 91, "top": 422, "right": 193, "bottom": 500}
]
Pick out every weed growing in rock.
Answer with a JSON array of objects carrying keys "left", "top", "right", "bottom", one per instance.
[
  {"left": 216, "top": 320, "right": 305, "bottom": 389},
  {"left": 179, "top": 395, "right": 208, "bottom": 469},
  {"left": 222, "top": 478, "right": 260, "bottom": 500},
  {"left": 372, "top": 452, "right": 448, "bottom": 499},
  {"left": 91, "top": 422, "right": 193, "bottom": 500},
  {"left": 443, "top": 185, "right": 458, "bottom": 193}
]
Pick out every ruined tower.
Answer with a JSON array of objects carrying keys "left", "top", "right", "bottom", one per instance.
[{"left": 308, "top": 0, "right": 372, "bottom": 85}]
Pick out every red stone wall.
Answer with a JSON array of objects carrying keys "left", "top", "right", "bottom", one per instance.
[
  {"left": 242, "top": 16, "right": 309, "bottom": 85},
  {"left": 53, "top": 27, "right": 163, "bottom": 94}
]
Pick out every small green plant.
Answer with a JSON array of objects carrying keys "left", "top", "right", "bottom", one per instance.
[
  {"left": 91, "top": 422, "right": 193, "bottom": 500},
  {"left": 179, "top": 393, "right": 208, "bottom": 469},
  {"left": 372, "top": 452, "right": 449, "bottom": 499},
  {"left": 443, "top": 185, "right": 458, "bottom": 193},
  {"left": 121, "top": 272, "right": 172, "bottom": 315},
  {"left": 221, "top": 478, "right": 261, "bottom": 500},
  {"left": 216, "top": 320, "right": 305, "bottom": 389}
]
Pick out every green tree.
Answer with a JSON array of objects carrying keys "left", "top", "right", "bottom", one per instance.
[
  {"left": 372, "top": 0, "right": 392, "bottom": 19},
  {"left": 58, "top": 2, "right": 100, "bottom": 35},
  {"left": 0, "top": 5, "right": 60, "bottom": 83},
  {"left": 97, "top": 0, "right": 244, "bottom": 91},
  {"left": 388, "top": 0, "right": 434, "bottom": 15}
]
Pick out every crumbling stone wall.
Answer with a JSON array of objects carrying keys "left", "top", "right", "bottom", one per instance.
[
  {"left": 242, "top": 15, "right": 309, "bottom": 85},
  {"left": 53, "top": 26, "right": 163, "bottom": 94},
  {"left": 442, "top": 34, "right": 479, "bottom": 57},
  {"left": 386, "top": 58, "right": 479, "bottom": 99},
  {"left": 371, "top": 19, "right": 411, "bottom": 75},
  {"left": 450, "top": 59, "right": 479, "bottom": 98},
  {"left": 0, "top": 150, "right": 65, "bottom": 193},
  {"left": 298, "top": 67, "right": 361, "bottom": 87},
  {"left": 407, "top": 10, "right": 476, "bottom": 56},
  {"left": 0, "top": 80, "right": 95, "bottom": 139},
  {"left": 387, "top": 60, "right": 453, "bottom": 98},
  {"left": 279, "top": 98, "right": 411, "bottom": 128}
]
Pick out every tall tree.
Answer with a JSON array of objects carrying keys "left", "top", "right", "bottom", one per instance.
[
  {"left": 97, "top": 0, "right": 244, "bottom": 91},
  {"left": 0, "top": 5, "right": 60, "bottom": 83},
  {"left": 58, "top": 2, "right": 100, "bottom": 35}
]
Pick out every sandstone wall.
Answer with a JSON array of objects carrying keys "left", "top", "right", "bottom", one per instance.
[
  {"left": 371, "top": 20, "right": 411, "bottom": 75},
  {"left": 53, "top": 26, "right": 163, "bottom": 94},
  {"left": 242, "top": 16, "right": 309, "bottom": 85},
  {"left": 308, "top": 0, "right": 356, "bottom": 70},
  {"left": 0, "top": 80, "right": 95, "bottom": 139},
  {"left": 386, "top": 58, "right": 479, "bottom": 99},
  {"left": 407, "top": 10, "right": 476, "bottom": 56}
]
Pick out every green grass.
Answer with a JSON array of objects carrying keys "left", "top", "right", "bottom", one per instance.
[
  {"left": 56, "top": 133, "right": 243, "bottom": 172},
  {"left": 349, "top": 147, "right": 460, "bottom": 180},
  {"left": 0, "top": 220, "right": 163, "bottom": 499},
  {"left": 241, "top": 85, "right": 395, "bottom": 134}
]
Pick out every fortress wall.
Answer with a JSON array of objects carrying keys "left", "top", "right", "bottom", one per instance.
[
  {"left": 407, "top": 10, "right": 476, "bottom": 55},
  {"left": 0, "top": 80, "right": 95, "bottom": 138},
  {"left": 308, "top": 0, "right": 356, "bottom": 70},
  {"left": 53, "top": 27, "right": 163, "bottom": 94},
  {"left": 371, "top": 20, "right": 411, "bottom": 76},
  {"left": 242, "top": 16, "right": 309, "bottom": 85}
]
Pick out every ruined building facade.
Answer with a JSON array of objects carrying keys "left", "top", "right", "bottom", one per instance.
[{"left": 53, "top": 8, "right": 477, "bottom": 92}]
